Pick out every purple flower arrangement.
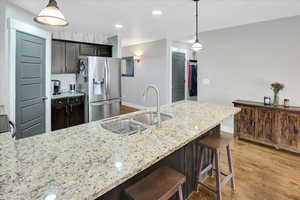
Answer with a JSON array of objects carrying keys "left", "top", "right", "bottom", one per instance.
[
  {"left": 271, "top": 82, "right": 285, "bottom": 93},
  {"left": 271, "top": 82, "right": 284, "bottom": 105}
]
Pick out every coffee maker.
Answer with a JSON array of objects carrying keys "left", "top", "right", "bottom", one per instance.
[{"left": 52, "top": 80, "right": 61, "bottom": 95}]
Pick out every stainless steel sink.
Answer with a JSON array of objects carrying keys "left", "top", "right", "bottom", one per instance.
[
  {"left": 101, "top": 119, "right": 146, "bottom": 135},
  {"left": 101, "top": 112, "right": 172, "bottom": 135},
  {"left": 132, "top": 112, "right": 173, "bottom": 126}
]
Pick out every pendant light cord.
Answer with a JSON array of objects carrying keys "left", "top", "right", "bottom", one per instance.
[
  {"left": 48, "top": 0, "right": 58, "bottom": 8},
  {"left": 195, "top": 0, "right": 199, "bottom": 42}
]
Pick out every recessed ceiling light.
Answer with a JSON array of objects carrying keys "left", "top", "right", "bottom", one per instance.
[
  {"left": 115, "top": 24, "right": 123, "bottom": 29},
  {"left": 152, "top": 10, "right": 163, "bottom": 16}
]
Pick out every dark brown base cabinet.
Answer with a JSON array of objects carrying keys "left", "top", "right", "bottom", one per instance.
[
  {"left": 51, "top": 96, "right": 85, "bottom": 131},
  {"left": 233, "top": 100, "right": 300, "bottom": 153}
]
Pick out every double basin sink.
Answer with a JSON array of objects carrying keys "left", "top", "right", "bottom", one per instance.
[{"left": 101, "top": 112, "right": 172, "bottom": 135}]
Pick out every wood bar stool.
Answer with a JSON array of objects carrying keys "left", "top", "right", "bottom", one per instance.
[
  {"left": 125, "top": 167, "right": 186, "bottom": 200},
  {"left": 197, "top": 134, "right": 235, "bottom": 200}
]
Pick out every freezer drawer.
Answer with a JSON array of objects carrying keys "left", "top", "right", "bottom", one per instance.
[{"left": 89, "top": 99, "right": 121, "bottom": 122}]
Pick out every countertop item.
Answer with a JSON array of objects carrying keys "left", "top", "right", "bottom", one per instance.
[
  {"left": 233, "top": 99, "right": 300, "bottom": 113},
  {"left": 51, "top": 91, "right": 85, "bottom": 99},
  {"left": 0, "top": 101, "right": 240, "bottom": 200}
]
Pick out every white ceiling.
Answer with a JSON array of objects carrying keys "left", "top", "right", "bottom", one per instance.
[{"left": 9, "top": 0, "right": 300, "bottom": 46}]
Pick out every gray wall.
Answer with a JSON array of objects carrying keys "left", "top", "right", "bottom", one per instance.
[
  {"left": 197, "top": 16, "right": 300, "bottom": 131},
  {"left": 122, "top": 39, "right": 169, "bottom": 108}
]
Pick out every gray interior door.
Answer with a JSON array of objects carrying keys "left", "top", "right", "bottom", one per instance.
[
  {"left": 172, "top": 52, "right": 186, "bottom": 102},
  {"left": 16, "top": 31, "right": 46, "bottom": 139}
]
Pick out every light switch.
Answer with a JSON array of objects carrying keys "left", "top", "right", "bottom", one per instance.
[{"left": 202, "top": 78, "right": 210, "bottom": 85}]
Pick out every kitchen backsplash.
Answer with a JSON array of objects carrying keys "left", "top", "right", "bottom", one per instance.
[{"left": 51, "top": 74, "right": 76, "bottom": 92}]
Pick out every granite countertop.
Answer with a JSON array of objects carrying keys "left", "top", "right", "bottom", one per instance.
[
  {"left": 0, "top": 101, "right": 240, "bottom": 200},
  {"left": 51, "top": 91, "right": 85, "bottom": 100}
]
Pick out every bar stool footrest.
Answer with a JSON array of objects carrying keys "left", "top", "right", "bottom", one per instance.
[
  {"left": 198, "top": 170, "right": 234, "bottom": 192},
  {"left": 199, "top": 164, "right": 213, "bottom": 177}
]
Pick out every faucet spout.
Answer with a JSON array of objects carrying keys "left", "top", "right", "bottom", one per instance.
[{"left": 143, "top": 84, "right": 161, "bottom": 127}]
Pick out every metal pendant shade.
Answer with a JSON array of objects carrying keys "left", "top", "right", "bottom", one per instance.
[
  {"left": 191, "top": 0, "right": 203, "bottom": 51},
  {"left": 34, "top": 0, "right": 68, "bottom": 26}
]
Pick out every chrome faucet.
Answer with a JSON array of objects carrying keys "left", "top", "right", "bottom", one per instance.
[{"left": 143, "top": 84, "right": 161, "bottom": 127}]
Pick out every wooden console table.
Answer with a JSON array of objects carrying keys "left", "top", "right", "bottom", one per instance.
[{"left": 233, "top": 100, "right": 300, "bottom": 154}]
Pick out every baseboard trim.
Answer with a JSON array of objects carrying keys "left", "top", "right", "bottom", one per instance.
[
  {"left": 221, "top": 125, "right": 233, "bottom": 134},
  {"left": 122, "top": 102, "right": 147, "bottom": 110}
]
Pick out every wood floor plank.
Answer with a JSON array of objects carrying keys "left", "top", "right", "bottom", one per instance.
[
  {"left": 189, "top": 134, "right": 300, "bottom": 200},
  {"left": 120, "top": 105, "right": 139, "bottom": 114}
]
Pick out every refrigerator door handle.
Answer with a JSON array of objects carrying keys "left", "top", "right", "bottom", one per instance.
[
  {"left": 91, "top": 101, "right": 109, "bottom": 106},
  {"left": 106, "top": 59, "right": 111, "bottom": 97},
  {"left": 104, "top": 59, "right": 109, "bottom": 98}
]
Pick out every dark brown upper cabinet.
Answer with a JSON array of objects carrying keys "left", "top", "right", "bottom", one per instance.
[
  {"left": 52, "top": 40, "right": 66, "bottom": 74},
  {"left": 52, "top": 39, "right": 113, "bottom": 74},
  {"left": 79, "top": 44, "right": 98, "bottom": 56},
  {"left": 99, "top": 45, "right": 112, "bottom": 57},
  {"left": 66, "top": 42, "right": 80, "bottom": 73}
]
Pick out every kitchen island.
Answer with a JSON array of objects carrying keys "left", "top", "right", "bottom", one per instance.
[{"left": 0, "top": 101, "right": 239, "bottom": 200}]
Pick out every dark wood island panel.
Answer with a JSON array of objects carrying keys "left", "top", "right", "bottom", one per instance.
[{"left": 97, "top": 125, "right": 220, "bottom": 200}]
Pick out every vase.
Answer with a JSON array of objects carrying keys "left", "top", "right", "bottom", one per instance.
[{"left": 273, "top": 93, "right": 279, "bottom": 106}]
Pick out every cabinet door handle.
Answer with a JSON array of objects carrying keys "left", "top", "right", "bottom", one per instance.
[
  {"left": 65, "top": 105, "right": 68, "bottom": 113},
  {"left": 70, "top": 104, "right": 73, "bottom": 113}
]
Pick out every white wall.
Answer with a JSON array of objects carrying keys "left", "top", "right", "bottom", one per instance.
[
  {"left": 0, "top": 0, "right": 6, "bottom": 109},
  {"left": 197, "top": 16, "right": 300, "bottom": 132},
  {"left": 121, "top": 39, "right": 169, "bottom": 108}
]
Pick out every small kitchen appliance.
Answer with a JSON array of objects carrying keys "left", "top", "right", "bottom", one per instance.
[
  {"left": 52, "top": 80, "right": 61, "bottom": 95},
  {"left": 69, "top": 84, "right": 76, "bottom": 92}
]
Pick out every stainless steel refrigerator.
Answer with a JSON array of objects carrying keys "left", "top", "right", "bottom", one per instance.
[{"left": 77, "top": 57, "right": 121, "bottom": 122}]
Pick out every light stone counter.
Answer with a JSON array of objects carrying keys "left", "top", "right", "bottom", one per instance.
[
  {"left": 0, "top": 101, "right": 240, "bottom": 200},
  {"left": 51, "top": 91, "right": 85, "bottom": 100}
]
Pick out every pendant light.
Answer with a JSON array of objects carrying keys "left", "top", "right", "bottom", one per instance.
[
  {"left": 191, "top": 0, "right": 203, "bottom": 51},
  {"left": 34, "top": 0, "right": 68, "bottom": 26}
]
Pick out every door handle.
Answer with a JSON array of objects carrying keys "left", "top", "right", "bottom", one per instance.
[
  {"left": 41, "top": 97, "right": 48, "bottom": 101},
  {"left": 9, "top": 121, "right": 16, "bottom": 139}
]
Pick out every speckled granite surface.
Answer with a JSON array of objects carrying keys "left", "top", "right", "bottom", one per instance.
[
  {"left": 51, "top": 91, "right": 85, "bottom": 99},
  {"left": 0, "top": 101, "right": 240, "bottom": 200}
]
